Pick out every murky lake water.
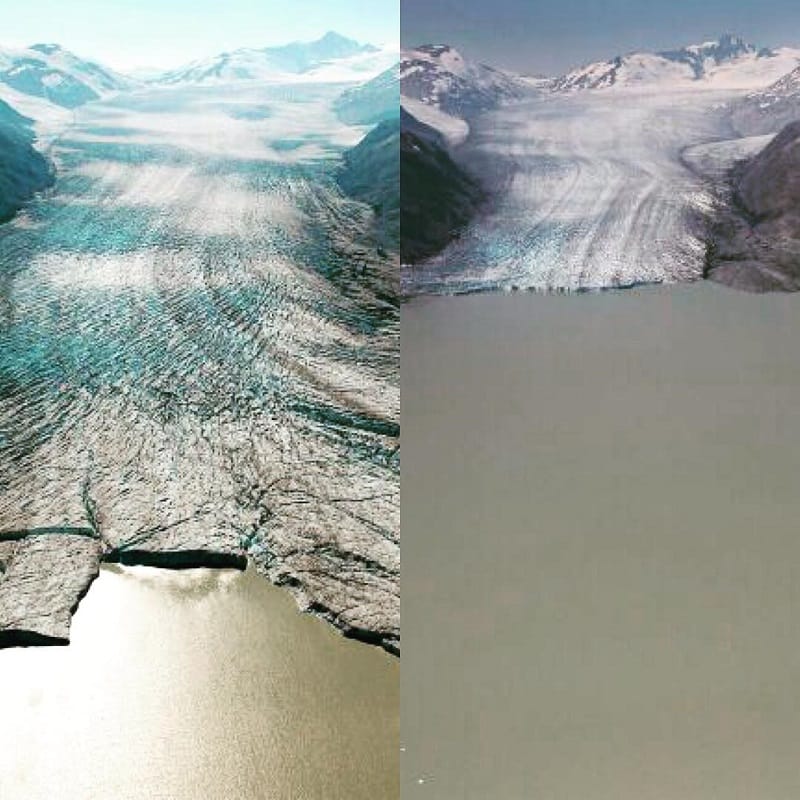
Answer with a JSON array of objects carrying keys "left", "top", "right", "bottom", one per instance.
[
  {"left": 0, "top": 565, "right": 398, "bottom": 799},
  {"left": 402, "top": 282, "right": 800, "bottom": 798}
]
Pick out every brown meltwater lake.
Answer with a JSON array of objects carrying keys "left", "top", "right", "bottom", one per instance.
[{"left": 402, "top": 281, "right": 800, "bottom": 799}]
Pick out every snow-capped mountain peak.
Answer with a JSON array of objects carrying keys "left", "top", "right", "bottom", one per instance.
[
  {"left": 157, "top": 32, "right": 391, "bottom": 86},
  {"left": 401, "top": 44, "right": 525, "bottom": 124},
  {"left": 407, "top": 44, "right": 469, "bottom": 78},
  {"left": 400, "top": 43, "right": 532, "bottom": 146},
  {"left": 553, "top": 34, "right": 800, "bottom": 93},
  {"left": 679, "top": 33, "right": 757, "bottom": 60},
  {"left": 0, "top": 42, "right": 136, "bottom": 109}
]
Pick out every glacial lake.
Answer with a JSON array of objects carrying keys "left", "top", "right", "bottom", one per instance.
[
  {"left": 0, "top": 565, "right": 398, "bottom": 800},
  {"left": 402, "top": 281, "right": 800, "bottom": 798}
]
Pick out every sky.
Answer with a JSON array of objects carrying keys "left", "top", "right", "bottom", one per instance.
[
  {"left": 0, "top": 0, "right": 399, "bottom": 72},
  {"left": 402, "top": 0, "right": 800, "bottom": 75}
]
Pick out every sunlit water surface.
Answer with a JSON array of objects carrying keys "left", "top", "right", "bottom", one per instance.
[{"left": 0, "top": 565, "right": 398, "bottom": 800}]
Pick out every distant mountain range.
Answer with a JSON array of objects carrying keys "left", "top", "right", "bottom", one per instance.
[
  {"left": 158, "top": 31, "right": 392, "bottom": 85},
  {"left": 0, "top": 32, "right": 399, "bottom": 230},
  {"left": 400, "top": 35, "right": 800, "bottom": 107},
  {"left": 0, "top": 32, "right": 394, "bottom": 120},
  {"left": 399, "top": 34, "right": 800, "bottom": 150},
  {"left": 552, "top": 34, "right": 800, "bottom": 92}
]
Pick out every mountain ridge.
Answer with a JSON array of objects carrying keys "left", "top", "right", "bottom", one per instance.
[
  {"left": 157, "top": 31, "right": 390, "bottom": 85},
  {"left": 732, "top": 63, "right": 800, "bottom": 135},
  {"left": 401, "top": 44, "right": 526, "bottom": 117},
  {"left": 553, "top": 34, "right": 800, "bottom": 92},
  {"left": 0, "top": 42, "right": 135, "bottom": 108}
]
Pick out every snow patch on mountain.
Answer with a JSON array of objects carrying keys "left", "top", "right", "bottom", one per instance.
[
  {"left": 401, "top": 96, "right": 469, "bottom": 146},
  {"left": 400, "top": 44, "right": 529, "bottom": 145},
  {"left": 748, "top": 64, "right": 800, "bottom": 109}
]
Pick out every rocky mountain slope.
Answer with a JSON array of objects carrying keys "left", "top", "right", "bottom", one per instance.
[
  {"left": 731, "top": 64, "right": 800, "bottom": 135},
  {"left": 0, "top": 42, "right": 133, "bottom": 223},
  {"left": 399, "top": 45, "right": 541, "bottom": 265},
  {"left": 401, "top": 44, "right": 524, "bottom": 116},
  {"left": 0, "top": 99, "right": 53, "bottom": 222},
  {"left": 400, "top": 108, "right": 485, "bottom": 265},
  {"left": 400, "top": 44, "right": 534, "bottom": 146},
  {"left": 707, "top": 120, "right": 800, "bottom": 291},
  {"left": 338, "top": 117, "right": 400, "bottom": 250}
]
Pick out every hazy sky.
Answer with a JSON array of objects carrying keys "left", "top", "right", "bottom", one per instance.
[
  {"left": 0, "top": 0, "right": 399, "bottom": 71},
  {"left": 402, "top": 0, "right": 800, "bottom": 75}
]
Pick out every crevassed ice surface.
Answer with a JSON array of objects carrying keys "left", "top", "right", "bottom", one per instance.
[
  {"left": 0, "top": 83, "right": 399, "bottom": 648},
  {"left": 405, "top": 89, "right": 744, "bottom": 294}
]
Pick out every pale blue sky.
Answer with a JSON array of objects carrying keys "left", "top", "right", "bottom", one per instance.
[{"left": 0, "top": 0, "right": 399, "bottom": 71}]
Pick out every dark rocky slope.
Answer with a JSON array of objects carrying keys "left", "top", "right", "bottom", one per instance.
[
  {"left": 707, "top": 120, "right": 800, "bottom": 291},
  {"left": 400, "top": 108, "right": 485, "bottom": 264},
  {"left": 0, "top": 100, "right": 53, "bottom": 222},
  {"left": 338, "top": 117, "right": 400, "bottom": 250}
]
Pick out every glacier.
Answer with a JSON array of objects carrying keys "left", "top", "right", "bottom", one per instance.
[
  {"left": 402, "top": 36, "right": 800, "bottom": 295},
  {"left": 0, "top": 76, "right": 400, "bottom": 652}
]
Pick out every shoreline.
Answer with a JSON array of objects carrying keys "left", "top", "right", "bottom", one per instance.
[{"left": 0, "top": 532, "right": 399, "bottom": 654}]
